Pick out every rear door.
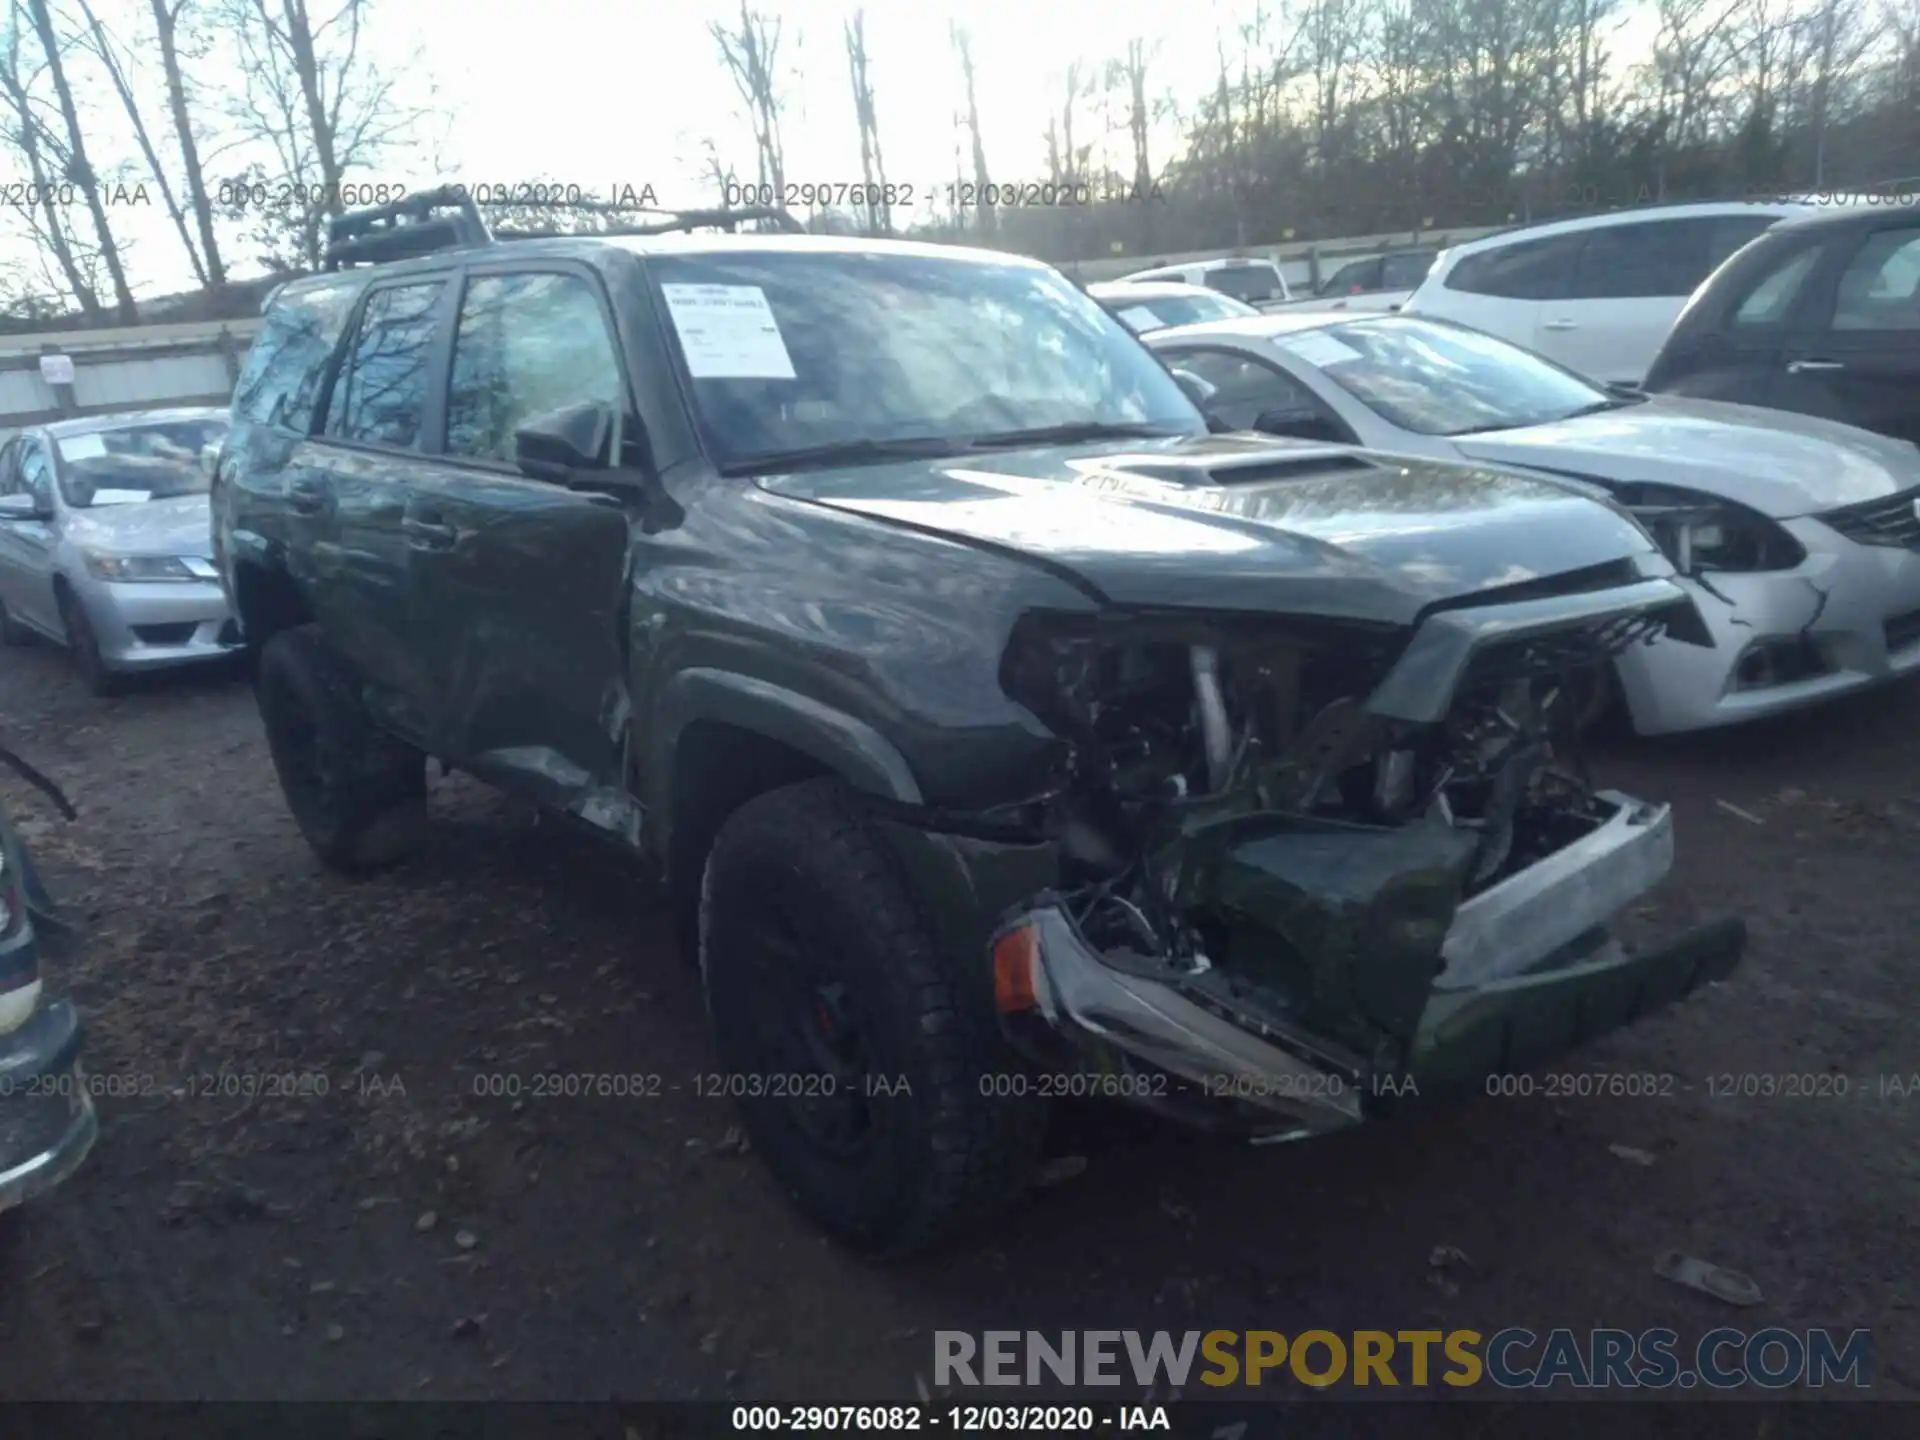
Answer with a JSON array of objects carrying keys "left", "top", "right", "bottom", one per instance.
[
  {"left": 408, "top": 263, "right": 634, "bottom": 810},
  {"left": 307, "top": 273, "right": 457, "bottom": 742},
  {"left": 1411, "top": 231, "right": 1585, "bottom": 355},
  {"left": 1538, "top": 214, "right": 1779, "bottom": 383},
  {"left": 1775, "top": 220, "right": 1920, "bottom": 445}
]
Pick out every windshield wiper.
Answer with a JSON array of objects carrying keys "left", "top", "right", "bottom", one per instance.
[
  {"left": 720, "top": 435, "right": 971, "bottom": 476},
  {"left": 958, "top": 421, "right": 1188, "bottom": 450}
]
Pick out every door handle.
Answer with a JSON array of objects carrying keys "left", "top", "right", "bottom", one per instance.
[
  {"left": 1786, "top": 359, "right": 1845, "bottom": 374},
  {"left": 401, "top": 516, "right": 458, "bottom": 551},
  {"left": 287, "top": 479, "right": 328, "bottom": 514},
  {"left": 1542, "top": 319, "right": 1578, "bottom": 332}
]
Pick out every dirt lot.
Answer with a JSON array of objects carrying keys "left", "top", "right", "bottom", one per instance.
[{"left": 0, "top": 639, "right": 1915, "bottom": 1404}]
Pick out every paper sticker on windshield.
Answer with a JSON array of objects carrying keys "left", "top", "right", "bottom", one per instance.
[
  {"left": 1117, "top": 305, "right": 1163, "bottom": 331},
  {"left": 660, "top": 284, "right": 796, "bottom": 379},
  {"left": 1277, "top": 332, "right": 1363, "bottom": 368},
  {"left": 57, "top": 433, "right": 108, "bottom": 462},
  {"left": 89, "top": 489, "right": 153, "bottom": 506}
]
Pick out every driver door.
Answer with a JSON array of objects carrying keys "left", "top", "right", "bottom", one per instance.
[
  {"left": 408, "top": 263, "right": 635, "bottom": 819},
  {"left": 0, "top": 437, "right": 64, "bottom": 635}
]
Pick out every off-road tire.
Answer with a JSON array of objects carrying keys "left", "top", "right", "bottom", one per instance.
[
  {"left": 255, "top": 624, "right": 428, "bottom": 874},
  {"left": 0, "top": 596, "right": 31, "bottom": 647},
  {"left": 699, "top": 778, "right": 1047, "bottom": 1255},
  {"left": 56, "top": 589, "right": 122, "bottom": 697}
]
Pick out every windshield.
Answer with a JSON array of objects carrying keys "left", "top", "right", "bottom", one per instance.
[
  {"left": 1107, "top": 291, "right": 1258, "bottom": 332},
  {"left": 1206, "top": 264, "right": 1286, "bottom": 303},
  {"left": 647, "top": 252, "right": 1201, "bottom": 470},
  {"left": 1275, "top": 318, "right": 1614, "bottom": 436},
  {"left": 55, "top": 417, "right": 227, "bottom": 508}
]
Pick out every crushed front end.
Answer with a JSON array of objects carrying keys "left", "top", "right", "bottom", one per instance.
[{"left": 978, "top": 571, "right": 1747, "bottom": 1140}]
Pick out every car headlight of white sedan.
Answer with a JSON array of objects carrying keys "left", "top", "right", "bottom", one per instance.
[
  {"left": 82, "top": 553, "right": 204, "bottom": 584},
  {"left": 1612, "top": 483, "right": 1806, "bottom": 575}
]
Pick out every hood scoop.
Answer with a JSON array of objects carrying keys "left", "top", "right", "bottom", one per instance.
[{"left": 1103, "top": 447, "right": 1380, "bottom": 488}]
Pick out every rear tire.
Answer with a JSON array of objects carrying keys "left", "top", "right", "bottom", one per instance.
[
  {"left": 56, "top": 589, "right": 122, "bottom": 697},
  {"left": 254, "top": 624, "right": 428, "bottom": 874},
  {"left": 699, "top": 778, "right": 1046, "bottom": 1255}
]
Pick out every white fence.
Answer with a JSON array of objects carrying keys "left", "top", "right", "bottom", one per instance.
[{"left": 0, "top": 316, "right": 264, "bottom": 440}]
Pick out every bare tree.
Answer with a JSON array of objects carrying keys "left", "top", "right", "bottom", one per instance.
[
  {"left": 950, "top": 22, "right": 993, "bottom": 236},
  {"left": 711, "top": 3, "right": 788, "bottom": 200},
  {"left": 0, "top": 11, "right": 98, "bottom": 314},
  {"left": 1113, "top": 39, "right": 1158, "bottom": 195},
  {"left": 219, "top": 0, "right": 418, "bottom": 270},
  {"left": 74, "top": 0, "right": 211, "bottom": 286},
  {"left": 843, "top": 9, "right": 890, "bottom": 235},
  {"left": 23, "top": 0, "right": 137, "bottom": 320},
  {"left": 150, "top": 0, "right": 228, "bottom": 285}
]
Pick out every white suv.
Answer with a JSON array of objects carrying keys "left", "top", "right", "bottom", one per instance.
[{"left": 1400, "top": 202, "right": 1826, "bottom": 384}]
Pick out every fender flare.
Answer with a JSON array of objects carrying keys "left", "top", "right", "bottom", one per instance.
[{"left": 650, "top": 668, "right": 923, "bottom": 839}]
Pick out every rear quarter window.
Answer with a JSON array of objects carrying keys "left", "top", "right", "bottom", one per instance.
[{"left": 232, "top": 278, "right": 362, "bottom": 433}]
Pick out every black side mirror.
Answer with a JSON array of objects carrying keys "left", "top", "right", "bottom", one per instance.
[
  {"left": 1254, "top": 407, "right": 1345, "bottom": 444},
  {"left": 1203, "top": 412, "right": 1236, "bottom": 434},
  {"left": 514, "top": 401, "right": 615, "bottom": 485}
]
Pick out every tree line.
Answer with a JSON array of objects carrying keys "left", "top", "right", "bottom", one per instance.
[{"left": 2, "top": 0, "right": 1917, "bottom": 330}]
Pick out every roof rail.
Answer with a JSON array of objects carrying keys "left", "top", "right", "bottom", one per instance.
[
  {"left": 491, "top": 204, "right": 806, "bottom": 239},
  {"left": 325, "top": 185, "right": 492, "bottom": 270}
]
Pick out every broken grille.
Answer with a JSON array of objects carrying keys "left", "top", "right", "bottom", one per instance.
[
  {"left": 1822, "top": 487, "right": 1920, "bottom": 550},
  {"left": 1460, "top": 610, "right": 1669, "bottom": 694}
]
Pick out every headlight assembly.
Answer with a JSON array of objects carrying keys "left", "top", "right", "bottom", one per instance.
[
  {"left": 83, "top": 553, "right": 199, "bottom": 583},
  {"left": 1615, "top": 483, "right": 1806, "bottom": 575}
]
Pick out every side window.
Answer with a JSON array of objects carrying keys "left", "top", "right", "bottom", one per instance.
[
  {"left": 1324, "top": 260, "right": 1377, "bottom": 295},
  {"left": 1164, "top": 348, "right": 1320, "bottom": 430},
  {"left": 1207, "top": 265, "right": 1285, "bottom": 303},
  {"left": 1733, "top": 245, "right": 1826, "bottom": 326},
  {"left": 1830, "top": 227, "right": 1920, "bottom": 332},
  {"left": 19, "top": 440, "right": 53, "bottom": 509},
  {"left": 327, "top": 281, "right": 447, "bottom": 448},
  {"left": 0, "top": 439, "right": 17, "bottom": 496},
  {"left": 445, "top": 272, "right": 625, "bottom": 464},
  {"left": 1382, "top": 252, "right": 1434, "bottom": 289},
  {"left": 232, "top": 278, "right": 361, "bottom": 433},
  {"left": 1446, "top": 234, "right": 1585, "bottom": 300},
  {"left": 1706, "top": 215, "right": 1776, "bottom": 271},
  {"left": 1570, "top": 220, "right": 1711, "bottom": 299}
]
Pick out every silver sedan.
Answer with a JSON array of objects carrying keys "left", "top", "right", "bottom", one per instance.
[
  {"left": 1145, "top": 312, "right": 1920, "bottom": 735},
  {"left": 0, "top": 408, "right": 239, "bottom": 695}
]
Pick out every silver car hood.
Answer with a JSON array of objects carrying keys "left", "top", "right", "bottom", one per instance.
[
  {"left": 1452, "top": 396, "right": 1920, "bottom": 519},
  {"left": 62, "top": 494, "right": 213, "bottom": 558}
]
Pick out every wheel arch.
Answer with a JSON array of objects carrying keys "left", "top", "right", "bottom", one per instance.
[
  {"left": 651, "top": 669, "right": 924, "bottom": 961},
  {"left": 229, "top": 556, "right": 312, "bottom": 655}
]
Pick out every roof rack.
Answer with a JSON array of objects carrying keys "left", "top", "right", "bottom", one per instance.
[
  {"left": 325, "top": 184, "right": 492, "bottom": 269},
  {"left": 491, "top": 205, "right": 806, "bottom": 239},
  {"left": 324, "top": 187, "right": 806, "bottom": 268}
]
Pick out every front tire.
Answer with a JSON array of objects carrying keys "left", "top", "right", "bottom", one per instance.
[
  {"left": 56, "top": 589, "right": 121, "bottom": 697},
  {"left": 254, "top": 624, "right": 428, "bottom": 874},
  {"left": 699, "top": 779, "right": 1046, "bottom": 1255}
]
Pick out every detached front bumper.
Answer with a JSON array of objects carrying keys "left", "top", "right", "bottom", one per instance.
[
  {"left": 0, "top": 998, "right": 97, "bottom": 1213},
  {"left": 992, "top": 789, "right": 1744, "bottom": 1135}
]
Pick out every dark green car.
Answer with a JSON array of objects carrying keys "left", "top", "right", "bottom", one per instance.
[{"left": 213, "top": 189, "right": 1745, "bottom": 1254}]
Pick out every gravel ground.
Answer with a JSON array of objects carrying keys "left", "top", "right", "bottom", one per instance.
[{"left": 0, "top": 639, "right": 1915, "bottom": 1403}]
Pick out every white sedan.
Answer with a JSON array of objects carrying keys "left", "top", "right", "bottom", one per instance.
[{"left": 1144, "top": 311, "right": 1920, "bottom": 735}]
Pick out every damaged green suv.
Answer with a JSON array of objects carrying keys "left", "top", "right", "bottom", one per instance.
[{"left": 214, "top": 189, "right": 1746, "bottom": 1253}]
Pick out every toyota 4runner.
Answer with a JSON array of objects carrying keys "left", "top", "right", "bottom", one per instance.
[{"left": 213, "top": 188, "right": 1746, "bottom": 1253}]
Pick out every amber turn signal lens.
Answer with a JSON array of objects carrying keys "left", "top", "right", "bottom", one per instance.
[{"left": 992, "top": 925, "right": 1039, "bottom": 1013}]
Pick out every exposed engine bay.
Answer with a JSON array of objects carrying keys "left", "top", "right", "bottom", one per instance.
[{"left": 956, "top": 603, "right": 1686, "bottom": 1124}]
